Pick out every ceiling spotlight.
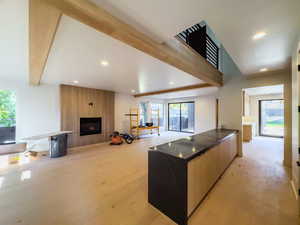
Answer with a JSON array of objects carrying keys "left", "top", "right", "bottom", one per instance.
[
  {"left": 169, "top": 81, "right": 174, "bottom": 85},
  {"left": 131, "top": 89, "right": 136, "bottom": 93},
  {"left": 73, "top": 80, "right": 79, "bottom": 84},
  {"left": 100, "top": 60, "right": 109, "bottom": 66},
  {"left": 260, "top": 68, "right": 268, "bottom": 72},
  {"left": 253, "top": 31, "right": 266, "bottom": 40}
]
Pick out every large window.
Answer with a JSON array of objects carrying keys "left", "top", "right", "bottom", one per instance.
[
  {"left": 139, "top": 102, "right": 164, "bottom": 127},
  {"left": 151, "top": 103, "right": 164, "bottom": 127},
  {"left": 0, "top": 90, "right": 16, "bottom": 144},
  {"left": 259, "top": 99, "right": 284, "bottom": 137},
  {"left": 139, "top": 102, "right": 148, "bottom": 126},
  {"left": 168, "top": 102, "right": 195, "bottom": 133}
]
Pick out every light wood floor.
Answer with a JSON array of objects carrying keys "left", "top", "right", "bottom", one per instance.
[{"left": 0, "top": 133, "right": 298, "bottom": 225}]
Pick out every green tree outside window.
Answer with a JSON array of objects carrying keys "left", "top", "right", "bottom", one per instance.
[{"left": 0, "top": 90, "right": 16, "bottom": 127}]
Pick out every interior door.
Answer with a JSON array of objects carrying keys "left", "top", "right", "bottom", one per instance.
[{"left": 259, "top": 99, "right": 284, "bottom": 138}]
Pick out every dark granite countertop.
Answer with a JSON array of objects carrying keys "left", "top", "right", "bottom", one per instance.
[{"left": 149, "top": 129, "right": 238, "bottom": 161}]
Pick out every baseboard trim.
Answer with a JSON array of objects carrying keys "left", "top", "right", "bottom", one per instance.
[{"left": 290, "top": 179, "right": 298, "bottom": 200}]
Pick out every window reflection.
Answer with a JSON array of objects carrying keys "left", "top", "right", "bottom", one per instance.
[
  {"left": 0, "top": 177, "right": 4, "bottom": 188},
  {"left": 19, "top": 154, "right": 30, "bottom": 165},
  {"left": 21, "top": 170, "right": 31, "bottom": 181},
  {"left": 0, "top": 153, "right": 34, "bottom": 169},
  {"left": 0, "top": 155, "right": 8, "bottom": 169}
]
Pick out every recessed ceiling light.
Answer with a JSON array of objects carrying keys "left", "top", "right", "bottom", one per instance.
[
  {"left": 131, "top": 89, "right": 136, "bottom": 93},
  {"left": 73, "top": 80, "right": 79, "bottom": 84},
  {"left": 253, "top": 31, "right": 266, "bottom": 40},
  {"left": 169, "top": 81, "right": 174, "bottom": 85},
  {"left": 260, "top": 68, "right": 268, "bottom": 72},
  {"left": 100, "top": 60, "right": 109, "bottom": 66}
]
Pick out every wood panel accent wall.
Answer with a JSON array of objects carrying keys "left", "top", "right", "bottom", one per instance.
[{"left": 60, "top": 85, "right": 114, "bottom": 147}]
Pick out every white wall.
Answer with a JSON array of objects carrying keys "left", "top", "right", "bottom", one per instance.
[
  {"left": 291, "top": 34, "right": 300, "bottom": 193},
  {"left": 219, "top": 70, "right": 292, "bottom": 157},
  {"left": 217, "top": 48, "right": 292, "bottom": 162},
  {"left": 115, "top": 93, "right": 217, "bottom": 134},
  {"left": 114, "top": 92, "right": 167, "bottom": 133},
  {"left": 114, "top": 93, "right": 138, "bottom": 133},
  {"left": 166, "top": 95, "right": 217, "bottom": 133},
  {"left": 0, "top": 79, "right": 60, "bottom": 150},
  {"left": 244, "top": 92, "right": 250, "bottom": 116},
  {"left": 194, "top": 96, "right": 216, "bottom": 133},
  {"left": 16, "top": 85, "right": 60, "bottom": 139}
]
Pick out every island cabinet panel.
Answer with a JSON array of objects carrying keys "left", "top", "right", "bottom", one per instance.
[
  {"left": 187, "top": 134, "right": 237, "bottom": 216},
  {"left": 148, "top": 129, "right": 238, "bottom": 225},
  {"left": 187, "top": 145, "right": 219, "bottom": 216}
]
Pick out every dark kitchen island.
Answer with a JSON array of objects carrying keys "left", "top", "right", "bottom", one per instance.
[{"left": 148, "top": 129, "right": 238, "bottom": 225}]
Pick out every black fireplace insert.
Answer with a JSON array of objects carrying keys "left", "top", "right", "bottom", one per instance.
[{"left": 80, "top": 117, "right": 102, "bottom": 136}]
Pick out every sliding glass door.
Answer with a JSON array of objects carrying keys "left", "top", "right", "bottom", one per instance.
[
  {"left": 181, "top": 102, "right": 195, "bottom": 132},
  {"left": 168, "top": 103, "right": 181, "bottom": 131},
  {"left": 259, "top": 99, "right": 284, "bottom": 137},
  {"left": 168, "top": 102, "right": 195, "bottom": 133}
]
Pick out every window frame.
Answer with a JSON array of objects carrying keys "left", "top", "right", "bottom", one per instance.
[
  {"left": 168, "top": 101, "right": 195, "bottom": 133},
  {"left": 258, "top": 99, "right": 284, "bottom": 138}
]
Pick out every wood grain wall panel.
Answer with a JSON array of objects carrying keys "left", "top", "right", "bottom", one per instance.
[
  {"left": 187, "top": 134, "right": 237, "bottom": 216},
  {"left": 103, "top": 91, "right": 115, "bottom": 140},
  {"left": 60, "top": 85, "right": 114, "bottom": 147}
]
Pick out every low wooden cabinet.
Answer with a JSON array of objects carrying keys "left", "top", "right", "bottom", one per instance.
[
  {"left": 243, "top": 124, "right": 252, "bottom": 142},
  {"left": 148, "top": 129, "right": 238, "bottom": 225},
  {"left": 187, "top": 134, "right": 237, "bottom": 216}
]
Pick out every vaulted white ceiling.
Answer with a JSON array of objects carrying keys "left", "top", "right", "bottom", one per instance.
[
  {"left": 0, "top": 0, "right": 299, "bottom": 95},
  {"left": 92, "top": 0, "right": 300, "bottom": 74},
  {"left": 42, "top": 16, "right": 203, "bottom": 94}
]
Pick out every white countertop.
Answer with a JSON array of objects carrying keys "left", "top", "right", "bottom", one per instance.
[{"left": 23, "top": 131, "right": 72, "bottom": 141}]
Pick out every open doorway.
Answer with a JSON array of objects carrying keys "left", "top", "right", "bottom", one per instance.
[{"left": 242, "top": 85, "right": 284, "bottom": 163}]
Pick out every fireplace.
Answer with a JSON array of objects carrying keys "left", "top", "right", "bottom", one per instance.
[{"left": 80, "top": 117, "right": 102, "bottom": 136}]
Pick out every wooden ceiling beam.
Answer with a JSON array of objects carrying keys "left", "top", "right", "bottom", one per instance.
[
  {"left": 133, "top": 83, "right": 213, "bottom": 98},
  {"left": 29, "top": 0, "right": 62, "bottom": 85},
  {"left": 43, "top": 0, "right": 223, "bottom": 87}
]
